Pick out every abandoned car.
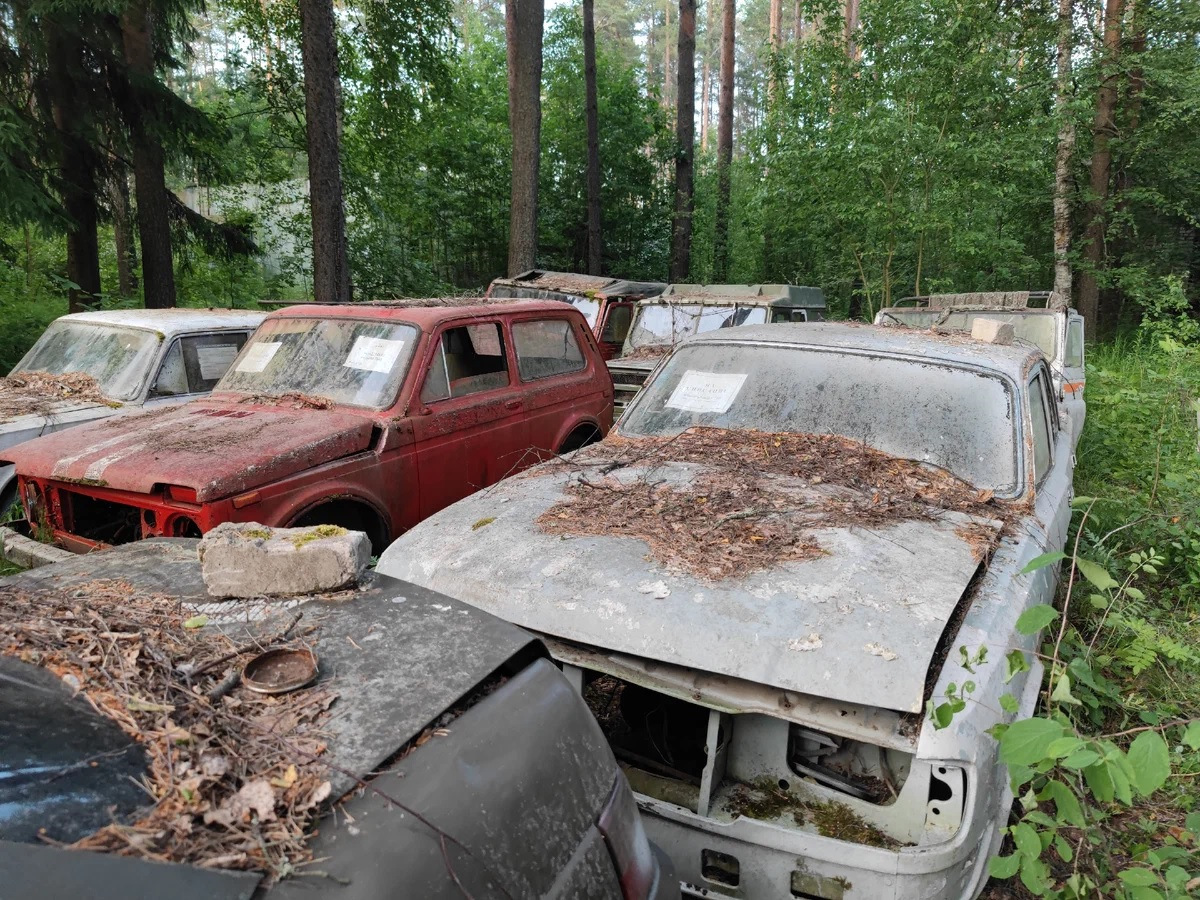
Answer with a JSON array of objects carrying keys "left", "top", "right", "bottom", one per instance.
[
  {"left": 0, "top": 539, "right": 678, "bottom": 899},
  {"left": 486, "top": 269, "right": 666, "bottom": 360},
  {"left": 2, "top": 299, "right": 611, "bottom": 552},
  {"left": 876, "top": 291, "right": 1086, "bottom": 445},
  {"left": 0, "top": 308, "right": 265, "bottom": 511},
  {"left": 378, "top": 323, "right": 1076, "bottom": 899},
  {"left": 607, "top": 283, "right": 826, "bottom": 413}
]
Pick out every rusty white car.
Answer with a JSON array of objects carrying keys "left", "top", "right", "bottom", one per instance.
[
  {"left": 378, "top": 322, "right": 1075, "bottom": 900},
  {"left": 0, "top": 308, "right": 265, "bottom": 510},
  {"left": 876, "top": 291, "right": 1086, "bottom": 446}
]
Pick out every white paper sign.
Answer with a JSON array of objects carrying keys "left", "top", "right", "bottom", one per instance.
[
  {"left": 196, "top": 344, "right": 239, "bottom": 380},
  {"left": 343, "top": 336, "right": 405, "bottom": 373},
  {"left": 236, "top": 341, "right": 282, "bottom": 374},
  {"left": 665, "top": 370, "right": 748, "bottom": 413}
]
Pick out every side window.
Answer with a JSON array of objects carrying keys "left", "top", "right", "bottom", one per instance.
[
  {"left": 601, "top": 304, "right": 633, "bottom": 344},
  {"left": 151, "top": 333, "right": 248, "bottom": 397},
  {"left": 770, "top": 308, "right": 808, "bottom": 324},
  {"left": 513, "top": 319, "right": 586, "bottom": 381},
  {"left": 1029, "top": 371, "right": 1054, "bottom": 483},
  {"left": 420, "top": 323, "right": 510, "bottom": 403},
  {"left": 1065, "top": 320, "right": 1084, "bottom": 367}
]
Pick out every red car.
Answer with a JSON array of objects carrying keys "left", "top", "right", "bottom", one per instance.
[{"left": 5, "top": 300, "right": 613, "bottom": 553}]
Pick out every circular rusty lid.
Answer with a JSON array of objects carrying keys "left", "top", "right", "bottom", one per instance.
[{"left": 241, "top": 648, "right": 318, "bottom": 695}]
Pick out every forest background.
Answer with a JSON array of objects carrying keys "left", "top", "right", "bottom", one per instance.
[{"left": 2, "top": 1, "right": 1200, "bottom": 897}]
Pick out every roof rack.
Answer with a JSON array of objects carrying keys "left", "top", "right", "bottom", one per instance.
[
  {"left": 891, "top": 290, "right": 1067, "bottom": 311},
  {"left": 487, "top": 269, "right": 666, "bottom": 300},
  {"left": 657, "top": 283, "right": 827, "bottom": 308}
]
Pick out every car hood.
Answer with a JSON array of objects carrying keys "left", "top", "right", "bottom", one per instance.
[
  {"left": 607, "top": 355, "right": 660, "bottom": 373},
  {"left": 0, "top": 402, "right": 117, "bottom": 450},
  {"left": 2, "top": 401, "right": 375, "bottom": 501},
  {"left": 379, "top": 460, "right": 1002, "bottom": 714}
]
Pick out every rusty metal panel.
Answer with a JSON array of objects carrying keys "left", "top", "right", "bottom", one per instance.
[{"left": 3, "top": 402, "right": 374, "bottom": 502}]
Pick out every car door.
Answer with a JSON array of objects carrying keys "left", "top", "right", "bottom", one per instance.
[
  {"left": 597, "top": 301, "right": 634, "bottom": 360},
  {"left": 1029, "top": 364, "right": 1073, "bottom": 553},
  {"left": 410, "top": 320, "right": 530, "bottom": 520},
  {"left": 144, "top": 331, "right": 251, "bottom": 409},
  {"left": 510, "top": 315, "right": 606, "bottom": 455}
]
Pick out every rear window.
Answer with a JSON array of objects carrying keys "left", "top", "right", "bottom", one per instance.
[
  {"left": 1065, "top": 320, "right": 1084, "bottom": 367},
  {"left": 513, "top": 319, "right": 586, "bottom": 381}
]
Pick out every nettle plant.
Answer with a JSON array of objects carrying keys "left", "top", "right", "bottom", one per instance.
[{"left": 930, "top": 498, "right": 1200, "bottom": 899}]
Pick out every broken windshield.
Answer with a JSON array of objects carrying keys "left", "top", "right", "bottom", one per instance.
[
  {"left": 881, "top": 309, "right": 1059, "bottom": 359},
  {"left": 12, "top": 321, "right": 162, "bottom": 401},
  {"left": 626, "top": 303, "right": 767, "bottom": 350},
  {"left": 217, "top": 317, "right": 420, "bottom": 409},
  {"left": 621, "top": 342, "right": 1020, "bottom": 494}
]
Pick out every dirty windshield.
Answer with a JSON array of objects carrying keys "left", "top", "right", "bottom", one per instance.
[
  {"left": 881, "top": 309, "right": 1058, "bottom": 358},
  {"left": 568, "top": 297, "right": 601, "bottom": 328},
  {"left": 217, "top": 317, "right": 419, "bottom": 409},
  {"left": 626, "top": 303, "right": 767, "bottom": 350},
  {"left": 622, "top": 342, "right": 1019, "bottom": 494},
  {"left": 12, "top": 321, "right": 161, "bottom": 401}
]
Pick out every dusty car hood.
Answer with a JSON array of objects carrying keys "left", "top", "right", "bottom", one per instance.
[
  {"left": 607, "top": 356, "right": 660, "bottom": 373},
  {"left": 379, "top": 461, "right": 1001, "bottom": 714},
  {"left": 0, "top": 402, "right": 116, "bottom": 451},
  {"left": 2, "top": 401, "right": 375, "bottom": 501}
]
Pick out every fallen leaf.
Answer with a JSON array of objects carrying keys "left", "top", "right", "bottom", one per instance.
[
  {"left": 183, "top": 615, "right": 209, "bottom": 629},
  {"left": 271, "top": 764, "right": 298, "bottom": 789}
]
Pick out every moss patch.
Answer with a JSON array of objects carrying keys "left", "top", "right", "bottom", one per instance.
[
  {"left": 726, "top": 778, "right": 808, "bottom": 825},
  {"left": 810, "top": 801, "right": 901, "bottom": 850},
  {"left": 726, "top": 779, "right": 902, "bottom": 849},
  {"left": 290, "top": 524, "right": 348, "bottom": 549},
  {"left": 240, "top": 528, "right": 272, "bottom": 540},
  {"left": 471, "top": 517, "right": 496, "bottom": 531}
]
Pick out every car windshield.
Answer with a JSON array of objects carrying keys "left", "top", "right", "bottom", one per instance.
[
  {"left": 626, "top": 303, "right": 767, "bottom": 350},
  {"left": 11, "top": 321, "right": 162, "bottom": 401},
  {"left": 568, "top": 297, "right": 601, "bottom": 328},
  {"left": 622, "top": 341, "right": 1020, "bottom": 494},
  {"left": 881, "top": 309, "right": 1059, "bottom": 359},
  {"left": 217, "top": 317, "right": 420, "bottom": 409}
]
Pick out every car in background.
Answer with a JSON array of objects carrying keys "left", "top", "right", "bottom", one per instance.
[
  {"left": 3, "top": 299, "right": 612, "bottom": 553},
  {"left": 487, "top": 269, "right": 666, "bottom": 360},
  {"left": 378, "top": 323, "right": 1075, "bottom": 899},
  {"left": 0, "top": 539, "right": 677, "bottom": 900},
  {"left": 0, "top": 308, "right": 265, "bottom": 510},
  {"left": 876, "top": 290, "right": 1086, "bottom": 445},
  {"left": 607, "top": 283, "right": 826, "bottom": 414}
]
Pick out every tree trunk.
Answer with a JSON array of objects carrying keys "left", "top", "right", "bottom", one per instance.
[
  {"left": 768, "top": 0, "right": 781, "bottom": 105},
  {"left": 663, "top": 2, "right": 672, "bottom": 108},
  {"left": 700, "top": 0, "right": 714, "bottom": 151},
  {"left": 583, "top": 0, "right": 603, "bottom": 275},
  {"left": 298, "top": 0, "right": 352, "bottom": 303},
  {"left": 671, "top": 0, "right": 696, "bottom": 281},
  {"left": 110, "top": 168, "right": 138, "bottom": 297},
  {"left": 844, "top": 0, "right": 860, "bottom": 61},
  {"left": 122, "top": 0, "right": 177, "bottom": 308},
  {"left": 45, "top": 23, "right": 101, "bottom": 312},
  {"left": 505, "top": 0, "right": 543, "bottom": 276},
  {"left": 713, "top": 0, "right": 734, "bottom": 281},
  {"left": 1076, "top": 0, "right": 1125, "bottom": 331},
  {"left": 1051, "top": 0, "right": 1074, "bottom": 303}
]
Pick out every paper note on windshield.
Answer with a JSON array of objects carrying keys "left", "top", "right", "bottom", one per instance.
[
  {"left": 344, "top": 336, "right": 405, "bottom": 373},
  {"left": 665, "top": 370, "right": 747, "bottom": 413},
  {"left": 196, "top": 344, "right": 239, "bottom": 380},
  {"left": 236, "top": 341, "right": 281, "bottom": 373}
]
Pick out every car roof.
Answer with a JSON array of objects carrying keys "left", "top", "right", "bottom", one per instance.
[
  {"left": 488, "top": 269, "right": 666, "bottom": 299},
  {"left": 266, "top": 299, "right": 576, "bottom": 328},
  {"left": 652, "top": 283, "right": 827, "bottom": 309},
  {"left": 686, "top": 321, "right": 1043, "bottom": 381},
  {"left": 58, "top": 308, "right": 266, "bottom": 335}
]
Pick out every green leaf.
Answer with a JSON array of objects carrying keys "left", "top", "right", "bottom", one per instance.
[
  {"left": 1182, "top": 722, "right": 1200, "bottom": 750},
  {"left": 1052, "top": 833, "right": 1074, "bottom": 863},
  {"left": 1116, "top": 868, "right": 1159, "bottom": 887},
  {"left": 1070, "top": 496, "right": 1096, "bottom": 507},
  {"left": 183, "top": 615, "right": 209, "bottom": 629},
  {"left": 1015, "top": 604, "right": 1059, "bottom": 635},
  {"left": 999, "top": 693, "right": 1019, "bottom": 713},
  {"left": 1043, "top": 779, "right": 1085, "bottom": 827},
  {"left": 1127, "top": 731, "right": 1170, "bottom": 796},
  {"left": 1051, "top": 673, "right": 1082, "bottom": 706},
  {"left": 1005, "top": 649, "right": 1031, "bottom": 683},
  {"left": 1075, "top": 557, "right": 1119, "bottom": 591},
  {"left": 1018, "top": 854, "right": 1051, "bottom": 894},
  {"left": 1045, "top": 736, "right": 1084, "bottom": 759},
  {"left": 1127, "top": 887, "right": 1164, "bottom": 900},
  {"left": 1012, "top": 822, "right": 1041, "bottom": 859},
  {"left": 1110, "top": 764, "right": 1133, "bottom": 806},
  {"left": 988, "top": 853, "right": 1021, "bottom": 880},
  {"left": 1082, "top": 762, "right": 1114, "bottom": 803},
  {"left": 999, "top": 718, "right": 1066, "bottom": 767},
  {"left": 1020, "top": 551, "right": 1068, "bottom": 574},
  {"left": 1062, "top": 749, "right": 1101, "bottom": 770}
]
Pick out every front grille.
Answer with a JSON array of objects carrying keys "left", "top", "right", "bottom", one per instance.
[
  {"left": 611, "top": 372, "right": 649, "bottom": 387},
  {"left": 61, "top": 491, "right": 142, "bottom": 545}
]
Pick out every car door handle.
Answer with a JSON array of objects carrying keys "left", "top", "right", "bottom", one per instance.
[{"left": 504, "top": 399, "right": 522, "bottom": 410}]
